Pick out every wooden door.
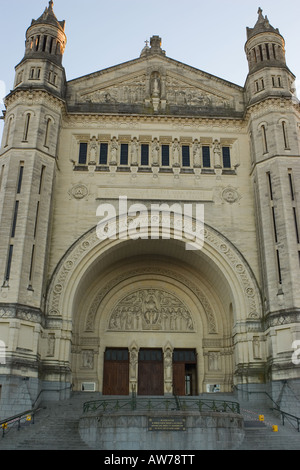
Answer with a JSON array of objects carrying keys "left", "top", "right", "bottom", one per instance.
[
  {"left": 172, "top": 362, "right": 186, "bottom": 396},
  {"left": 173, "top": 349, "right": 197, "bottom": 396},
  {"left": 102, "top": 348, "right": 129, "bottom": 395},
  {"left": 138, "top": 349, "right": 164, "bottom": 395}
]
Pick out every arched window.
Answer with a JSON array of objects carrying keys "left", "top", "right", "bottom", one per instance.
[{"left": 4, "top": 116, "right": 13, "bottom": 147}]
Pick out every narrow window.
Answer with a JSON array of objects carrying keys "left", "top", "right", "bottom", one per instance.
[
  {"left": 11, "top": 201, "right": 19, "bottom": 238},
  {"left": 23, "top": 113, "right": 31, "bottom": 141},
  {"left": 259, "top": 45, "right": 263, "bottom": 61},
  {"left": 293, "top": 207, "right": 300, "bottom": 244},
  {"left": 42, "top": 35, "right": 47, "bottom": 52},
  {"left": 261, "top": 125, "right": 268, "bottom": 154},
  {"left": 266, "top": 43, "right": 270, "bottom": 60},
  {"left": 267, "top": 172, "right": 273, "bottom": 200},
  {"left": 55, "top": 41, "right": 61, "bottom": 54},
  {"left": 78, "top": 143, "right": 88, "bottom": 165},
  {"left": 278, "top": 76, "right": 281, "bottom": 87},
  {"left": 0, "top": 165, "right": 4, "bottom": 192},
  {"left": 120, "top": 144, "right": 129, "bottom": 165},
  {"left": 272, "top": 44, "right": 276, "bottom": 59},
  {"left": 276, "top": 250, "right": 282, "bottom": 284},
  {"left": 44, "top": 118, "right": 51, "bottom": 147},
  {"left": 30, "top": 68, "right": 35, "bottom": 79},
  {"left": 35, "top": 36, "right": 40, "bottom": 51},
  {"left": 272, "top": 76, "right": 276, "bottom": 87},
  {"left": 17, "top": 163, "right": 24, "bottom": 194},
  {"left": 255, "top": 81, "right": 259, "bottom": 92},
  {"left": 28, "top": 245, "right": 35, "bottom": 285},
  {"left": 272, "top": 207, "right": 278, "bottom": 243},
  {"left": 161, "top": 145, "right": 170, "bottom": 166},
  {"left": 34, "top": 202, "right": 40, "bottom": 238},
  {"left": 288, "top": 171, "right": 294, "bottom": 201},
  {"left": 36, "top": 68, "right": 41, "bottom": 79},
  {"left": 5, "top": 245, "right": 14, "bottom": 282},
  {"left": 182, "top": 145, "right": 190, "bottom": 167},
  {"left": 39, "top": 166, "right": 45, "bottom": 194},
  {"left": 222, "top": 147, "right": 231, "bottom": 168},
  {"left": 49, "top": 37, "right": 54, "bottom": 54},
  {"left": 99, "top": 143, "right": 108, "bottom": 165},
  {"left": 282, "top": 121, "right": 289, "bottom": 149},
  {"left": 5, "top": 116, "right": 13, "bottom": 147},
  {"left": 202, "top": 146, "right": 211, "bottom": 168},
  {"left": 141, "top": 144, "right": 149, "bottom": 166}
]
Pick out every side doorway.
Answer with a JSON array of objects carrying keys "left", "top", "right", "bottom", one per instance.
[
  {"left": 103, "top": 348, "right": 129, "bottom": 395},
  {"left": 173, "top": 349, "right": 197, "bottom": 396}
]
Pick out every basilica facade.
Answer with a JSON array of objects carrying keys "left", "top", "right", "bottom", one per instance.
[{"left": 1, "top": 2, "right": 300, "bottom": 416}]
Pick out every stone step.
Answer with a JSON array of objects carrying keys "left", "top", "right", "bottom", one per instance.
[{"left": 1, "top": 393, "right": 300, "bottom": 450}]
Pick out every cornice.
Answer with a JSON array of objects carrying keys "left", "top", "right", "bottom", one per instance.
[
  {"left": 62, "top": 112, "right": 246, "bottom": 130},
  {"left": 4, "top": 88, "right": 66, "bottom": 113}
]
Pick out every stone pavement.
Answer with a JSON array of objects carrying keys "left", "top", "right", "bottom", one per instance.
[{"left": 0, "top": 392, "right": 299, "bottom": 450}]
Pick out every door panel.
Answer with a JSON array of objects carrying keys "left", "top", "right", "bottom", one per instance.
[
  {"left": 138, "top": 348, "right": 164, "bottom": 395},
  {"left": 103, "top": 348, "right": 129, "bottom": 395},
  {"left": 172, "top": 362, "right": 186, "bottom": 396}
]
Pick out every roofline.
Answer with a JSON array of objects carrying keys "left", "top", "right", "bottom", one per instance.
[{"left": 66, "top": 53, "right": 244, "bottom": 92}]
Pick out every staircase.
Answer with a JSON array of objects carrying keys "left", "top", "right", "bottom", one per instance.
[{"left": 0, "top": 392, "right": 300, "bottom": 450}]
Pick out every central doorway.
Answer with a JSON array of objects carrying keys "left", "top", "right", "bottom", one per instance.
[{"left": 138, "top": 348, "right": 164, "bottom": 395}]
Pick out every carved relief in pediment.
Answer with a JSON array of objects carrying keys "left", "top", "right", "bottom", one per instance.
[
  {"left": 77, "top": 67, "right": 235, "bottom": 112},
  {"left": 79, "top": 74, "right": 147, "bottom": 104},
  {"left": 108, "top": 288, "right": 194, "bottom": 332},
  {"left": 165, "top": 75, "right": 233, "bottom": 108}
]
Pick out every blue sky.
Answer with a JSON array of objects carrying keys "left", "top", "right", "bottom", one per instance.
[{"left": 1, "top": 0, "right": 300, "bottom": 139}]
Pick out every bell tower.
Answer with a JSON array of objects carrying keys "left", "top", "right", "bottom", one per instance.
[
  {"left": 0, "top": 1, "right": 67, "bottom": 414},
  {"left": 246, "top": 10, "right": 300, "bottom": 384}
]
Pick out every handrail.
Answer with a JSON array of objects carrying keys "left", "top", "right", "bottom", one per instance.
[
  {"left": 1, "top": 408, "right": 40, "bottom": 438},
  {"left": 82, "top": 396, "right": 240, "bottom": 414},
  {"left": 234, "top": 386, "right": 300, "bottom": 432}
]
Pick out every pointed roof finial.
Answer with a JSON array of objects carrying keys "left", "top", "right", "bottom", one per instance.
[
  {"left": 49, "top": 0, "right": 54, "bottom": 8},
  {"left": 258, "top": 7, "right": 263, "bottom": 16}
]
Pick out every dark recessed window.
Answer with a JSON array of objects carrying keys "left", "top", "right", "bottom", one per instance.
[
  {"left": 182, "top": 145, "right": 190, "bottom": 167},
  {"left": 202, "top": 146, "right": 211, "bottom": 168},
  {"left": 222, "top": 147, "right": 231, "bottom": 168},
  {"left": 99, "top": 143, "right": 108, "bottom": 165},
  {"left": 141, "top": 144, "right": 149, "bottom": 166},
  {"left": 78, "top": 143, "right": 88, "bottom": 164},
  {"left": 120, "top": 144, "right": 129, "bottom": 165},
  {"left": 161, "top": 145, "right": 170, "bottom": 166}
]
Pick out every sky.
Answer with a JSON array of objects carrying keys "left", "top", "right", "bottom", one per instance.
[{"left": 1, "top": 0, "right": 300, "bottom": 139}]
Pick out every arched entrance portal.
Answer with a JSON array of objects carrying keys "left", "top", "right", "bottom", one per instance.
[{"left": 46, "top": 225, "right": 262, "bottom": 396}]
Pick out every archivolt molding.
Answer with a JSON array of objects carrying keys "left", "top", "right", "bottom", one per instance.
[
  {"left": 46, "top": 220, "right": 262, "bottom": 325},
  {"left": 84, "top": 268, "right": 216, "bottom": 334}
]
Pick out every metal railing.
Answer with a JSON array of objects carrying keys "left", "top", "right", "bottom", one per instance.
[
  {"left": 83, "top": 395, "right": 240, "bottom": 414},
  {"left": 235, "top": 386, "right": 300, "bottom": 432},
  {"left": 0, "top": 409, "right": 39, "bottom": 438}
]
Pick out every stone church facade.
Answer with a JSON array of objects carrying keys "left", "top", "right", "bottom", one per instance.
[{"left": 0, "top": 2, "right": 300, "bottom": 415}]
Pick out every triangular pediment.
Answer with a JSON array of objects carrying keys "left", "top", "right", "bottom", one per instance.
[{"left": 67, "top": 53, "right": 244, "bottom": 116}]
